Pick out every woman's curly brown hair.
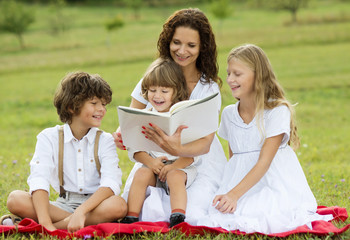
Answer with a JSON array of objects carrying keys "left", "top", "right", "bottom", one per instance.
[
  {"left": 157, "top": 8, "right": 222, "bottom": 87},
  {"left": 54, "top": 71, "right": 112, "bottom": 124}
]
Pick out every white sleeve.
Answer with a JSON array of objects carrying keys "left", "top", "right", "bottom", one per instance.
[
  {"left": 126, "top": 147, "right": 141, "bottom": 163},
  {"left": 265, "top": 105, "right": 291, "bottom": 146},
  {"left": 27, "top": 130, "right": 55, "bottom": 195},
  {"left": 217, "top": 106, "right": 231, "bottom": 141},
  {"left": 98, "top": 133, "right": 123, "bottom": 195}
]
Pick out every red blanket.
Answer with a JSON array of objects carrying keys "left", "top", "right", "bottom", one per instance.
[{"left": 1, "top": 206, "right": 349, "bottom": 239}]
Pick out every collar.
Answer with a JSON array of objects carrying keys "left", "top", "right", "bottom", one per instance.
[{"left": 62, "top": 124, "right": 98, "bottom": 144}]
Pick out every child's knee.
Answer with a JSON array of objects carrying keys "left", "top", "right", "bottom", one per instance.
[
  {"left": 7, "top": 190, "right": 28, "bottom": 212},
  {"left": 167, "top": 170, "right": 186, "bottom": 185},
  {"left": 134, "top": 168, "right": 153, "bottom": 182},
  {"left": 105, "top": 196, "right": 127, "bottom": 219}
]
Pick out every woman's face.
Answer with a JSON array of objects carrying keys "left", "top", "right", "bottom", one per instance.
[{"left": 169, "top": 26, "right": 200, "bottom": 70}]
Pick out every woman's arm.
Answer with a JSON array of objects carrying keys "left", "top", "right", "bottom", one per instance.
[
  {"left": 130, "top": 97, "right": 147, "bottom": 109},
  {"left": 113, "top": 97, "right": 147, "bottom": 150},
  {"left": 213, "top": 133, "right": 284, "bottom": 214},
  {"left": 143, "top": 123, "right": 215, "bottom": 157}
]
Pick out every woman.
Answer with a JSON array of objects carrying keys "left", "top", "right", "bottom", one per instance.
[{"left": 115, "top": 8, "right": 227, "bottom": 225}]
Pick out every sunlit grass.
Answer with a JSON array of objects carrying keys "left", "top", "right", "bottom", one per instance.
[{"left": 0, "top": 1, "right": 349, "bottom": 239}]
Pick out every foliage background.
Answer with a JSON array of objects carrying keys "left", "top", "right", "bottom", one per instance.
[{"left": 0, "top": 0, "right": 349, "bottom": 239}]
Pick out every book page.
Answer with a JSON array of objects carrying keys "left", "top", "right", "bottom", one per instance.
[
  {"left": 169, "top": 99, "right": 198, "bottom": 115},
  {"left": 169, "top": 93, "right": 219, "bottom": 144},
  {"left": 169, "top": 92, "right": 219, "bottom": 115},
  {"left": 117, "top": 92, "right": 220, "bottom": 153},
  {"left": 117, "top": 108, "right": 170, "bottom": 152}
]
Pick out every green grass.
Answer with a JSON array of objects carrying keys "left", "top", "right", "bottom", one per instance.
[{"left": 0, "top": 1, "right": 349, "bottom": 239}]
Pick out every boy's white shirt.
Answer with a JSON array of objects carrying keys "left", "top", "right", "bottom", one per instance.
[{"left": 28, "top": 124, "right": 122, "bottom": 196}]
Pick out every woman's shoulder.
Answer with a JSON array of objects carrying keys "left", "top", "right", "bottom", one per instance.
[{"left": 191, "top": 76, "right": 220, "bottom": 99}]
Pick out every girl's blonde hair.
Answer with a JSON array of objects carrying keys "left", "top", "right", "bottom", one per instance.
[
  {"left": 228, "top": 44, "right": 300, "bottom": 149},
  {"left": 141, "top": 58, "right": 189, "bottom": 104}
]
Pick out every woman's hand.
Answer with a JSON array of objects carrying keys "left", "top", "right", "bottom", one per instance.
[
  {"left": 212, "top": 192, "right": 238, "bottom": 214},
  {"left": 142, "top": 123, "right": 188, "bottom": 156},
  {"left": 112, "top": 127, "right": 126, "bottom": 150}
]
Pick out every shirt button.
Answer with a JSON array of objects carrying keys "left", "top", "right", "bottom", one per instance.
[
  {"left": 78, "top": 168, "right": 82, "bottom": 172},
  {"left": 90, "top": 159, "right": 94, "bottom": 163},
  {"left": 36, "top": 161, "right": 39, "bottom": 164},
  {"left": 79, "top": 188, "right": 83, "bottom": 192},
  {"left": 78, "top": 149, "right": 81, "bottom": 152}
]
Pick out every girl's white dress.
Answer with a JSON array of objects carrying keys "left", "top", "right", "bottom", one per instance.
[
  {"left": 197, "top": 103, "right": 333, "bottom": 234},
  {"left": 122, "top": 77, "right": 227, "bottom": 225}
]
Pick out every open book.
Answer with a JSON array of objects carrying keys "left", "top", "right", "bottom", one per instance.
[{"left": 117, "top": 92, "right": 220, "bottom": 153}]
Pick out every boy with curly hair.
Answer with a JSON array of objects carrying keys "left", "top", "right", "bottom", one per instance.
[{"left": 1, "top": 72, "right": 127, "bottom": 233}]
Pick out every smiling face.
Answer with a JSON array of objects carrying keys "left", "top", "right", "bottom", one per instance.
[
  {"left": 226, "top": 58, "right": 255, "bottom": 102},
  {"left": 169, "top": 26, "right": 200, "bottom": 70},
  {"left": 147, "top": 86, "right": 174, "bottom": 113},
  {"left": 72, "top": 96, "right": 107, "bottom": 129}
]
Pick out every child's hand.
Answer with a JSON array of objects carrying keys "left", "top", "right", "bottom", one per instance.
[
  {"left": 67, "top": 210, "right": 86, "bottom": 233},
  {"left": 148, "top": 156, "right": 166, "bottom": 175},
  {"left": 212, "top": 193, "right": 238, "bottom": 214},
  {"left": 158, "top": 164, "right": 174, "bottom": 182}
]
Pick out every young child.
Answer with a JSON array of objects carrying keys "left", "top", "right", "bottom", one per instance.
[
  {"left": 121, "top": 58, "right": 198, "bottom": 227},
  {"left": 1, "top": 72, "right": 127, "bottom": 233},
  {"left": 198, "top": 44, "right": 333, "bottom": 234}
]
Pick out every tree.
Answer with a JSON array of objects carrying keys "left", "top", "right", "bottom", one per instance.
[
  {"left": 48, "top": 0, "right": 70, "bottom": 36},
  {"left": 209, "top": 0, "right": 232, "bottom": 35},
  {"left": 105, "top": 15, "right": 125, "bottom": 47},
  {"left": 270, "top": 0, "right": 309, "bottom": 23},
  {"left": 123, "top": 0, "right": 143, "bottom": 20},
  {"left": 0, "top": 0, "right": 35, "bottom": 49}
]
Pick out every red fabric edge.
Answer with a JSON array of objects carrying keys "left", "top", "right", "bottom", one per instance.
[{"left": 0, "top": 206, "right": 349, "bottom": 239}]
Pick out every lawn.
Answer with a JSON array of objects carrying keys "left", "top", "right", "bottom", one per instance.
[{"left": 0, "top": 0, "right": 349, "bottom": 239}]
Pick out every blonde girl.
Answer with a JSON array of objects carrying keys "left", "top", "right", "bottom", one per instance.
[{"left": 198, "top": 44, "right": 332, "bottom": 234}]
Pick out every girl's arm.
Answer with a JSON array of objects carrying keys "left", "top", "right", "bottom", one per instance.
[
  {"left": 32, "top": 190, "right": 57, "bottom": 231},
  {"left": 67, "top": 187, "right": 113, "bottom": 233},
  {"left": 134, "top": 151, "right": 165, "bottom": 175},
  {"left": 158, "top": 157, "right": 194, "bottom": 182},
  {"left": 113, "top": 97, "right": 147, "bottom": 150},
  {"left": 213, "top": 133, "right": 284, "bottom": 214},
  {"left": 171, "top": 157, "right": 194, "bottom": 169},
  {"left": 143, "top": 123, "right": 215, "bottom": 157}
]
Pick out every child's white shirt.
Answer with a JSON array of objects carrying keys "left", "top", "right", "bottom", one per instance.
[{"left": 27, "top": 124, "right": 122, "bottom": 196}]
